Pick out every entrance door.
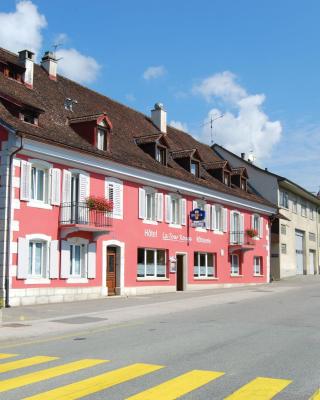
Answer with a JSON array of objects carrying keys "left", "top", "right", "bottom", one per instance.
[
  {"left": 295, "top": 230, "right": 304, "bottom": 275},
  {"left": 309, "top": 250, "right": 316, "bottom": 275},
  {"left": 176, "top": 254, "right": 185, "bottom": 291},
  {"left": 107, "top": 247, "right": 117, "bottom": 295}
]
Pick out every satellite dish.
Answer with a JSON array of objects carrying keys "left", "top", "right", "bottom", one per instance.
[{"left": 247, "top": 151, "right": 256, "bottom": 163}]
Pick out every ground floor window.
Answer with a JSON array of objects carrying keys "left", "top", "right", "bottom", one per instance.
[
  {"left": 254, "top": 256, "right": 263, "bottom": 275},
  {"left": 69, "top": 244, "right": 87, "bottom": 277},
  {"left": 137, "top": 248, "right": 166, "bottom": 278},
  {"left": 194, "top": 252, "right": 215, "bottom": 278},
  {"left": 28, "top": 240, "right": 47, "bottom": 277},
  {"left": 230, "top": 254, "right": 240, "bottom": 275}
]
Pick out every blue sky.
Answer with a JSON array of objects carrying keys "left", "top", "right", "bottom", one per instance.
[{"left": 1, "top": 0, "right": 320, "bottom": 193}]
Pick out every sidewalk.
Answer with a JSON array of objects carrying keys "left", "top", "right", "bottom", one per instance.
[{"left": 0, "top": 278, "right": 314, "bottom": 344}]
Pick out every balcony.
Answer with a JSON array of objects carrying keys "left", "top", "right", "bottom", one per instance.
[
  {"left": 229, "top": 231, "right": 256, "bottom": 253},
  {"left": 59, "top": 202, "right": 112, "bottom": 238}
]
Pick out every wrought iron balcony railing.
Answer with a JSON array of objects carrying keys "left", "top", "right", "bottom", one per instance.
[
  {"left": 60, "top": 202, "right": 112, "bottom": 228},
  {"left": 229, "top": 231, "right": 256, "bottom": 245}
]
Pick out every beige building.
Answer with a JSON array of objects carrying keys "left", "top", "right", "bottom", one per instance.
[{"left": 213, "top": 144, "right": 320, "bottom": 279}]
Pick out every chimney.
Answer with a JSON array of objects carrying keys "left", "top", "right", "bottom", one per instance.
[
  {"left": 151, "top": 102, "right": 167, "bottom": 133},
  {"left": 41, "top": 51, "right": 58, "bottom": 80},
  {"left": 241, "top": 152, "right": 245, "bottom": 159},
  {"left": 18, "top": 50, "right": 35, "bottom": 88}
]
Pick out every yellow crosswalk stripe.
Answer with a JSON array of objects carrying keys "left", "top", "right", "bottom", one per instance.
[
  {"left": 23, "top": 363, "right": 164, "bottom": 400},
  {"left": 224, "top": 377, "right": 292, "bottom": 400},
  {"left": 126, "top": 369, "right": 225, "bottom": 399},
  {"left": 0, "top": 353, "right": 18, "bottom": 360},
  {"left": 309, "top": 389, "right": 320, "bottom": 399},
  {"left": 0, "top": 358, "right": 107, "bottom": 393},
  {"left": 0, "top": 356, "right": 58, "bottom": 374}
]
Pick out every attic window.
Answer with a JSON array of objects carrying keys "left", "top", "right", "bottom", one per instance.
[
  {"left": 224, "top": 173, "right": 230, "bottom": 186},
  {"left": 156, "top": 146, "right": 166, "bottom": 165},
  {"left": 96, "top": 127, "right": 107, "bottom": 151},
  {"left": 190, "top": 161, "right": 200, "bottom": 177},
  {"left": 20, "top": 110, "right": 38, "bottom": 125}
]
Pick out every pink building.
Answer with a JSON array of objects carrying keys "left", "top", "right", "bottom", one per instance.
[{"left": 0, "top": 48, "right": 276, "bottom": 306}]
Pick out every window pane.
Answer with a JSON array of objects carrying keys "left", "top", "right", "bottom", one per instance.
[
  {"left": 37, "top": 170, "right": 44, "bottom": 201},
  {"left": 137, "top": 248, "right": 144, "bottom": 264},
  {"left": 31, "top": 168, "right": 36, "bottom": 200},
  {"left": 207, "top": 253, "right": 213, "bottom": 267},
  {"left": 207, "top": 266, "right": 214, "bottom": 277},
  {"left": 146, "top": 249, "right": 155, "bottom": 276},
  {"left": 34, "top": 242, "right": 43, "bottom": 275},
  {"left": 28, "top": 242, "right": 33, "bottom": 275},
  {"left": 157, "top": 250, "right": 165, "bottom": 265},
  {"left": 216, "top": 207, "right": 222, "bottom": 230},
  {"left": 74, "top": 245, "right": 81, "bottom": 275},
  {"left": 199, "top": 253, "right": 206, "bottom": 267},
  {"left": 137, "top": 248, "right": 145, "bottom": 277},
  {"left": 194, "top": 252, "right": 198, "bottom": 266}
]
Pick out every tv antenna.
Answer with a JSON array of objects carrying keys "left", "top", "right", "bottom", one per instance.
[
  {"left": 52, "top": 42, "right": 63, "bottom": 60},
  {"left": 201, "top": 114, "right": 224, "bottom": 145}
]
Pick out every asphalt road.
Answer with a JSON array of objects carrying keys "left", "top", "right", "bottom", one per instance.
[{"left": 1, "top": 277, "right": 320, "bottom": 399}]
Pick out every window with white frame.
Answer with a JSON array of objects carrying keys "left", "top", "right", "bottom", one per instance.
[
  {"left": 31, "top": 166, "right": 48, "bottom": 202},
  {"left": 230, "top": 211, "right": 244, "bottom": 244},
  {"left": 69, "top": 243, "right": 87, "bottom": 277},
  {"left": 105, "top": 177, "right": 123, "bottom": 219},
  {"left": 194, "top": 252, "right": 215, "bottom": 278},
  {"left": 253, "top": 214, "right": 260, "bottom": 232},
  {"left": 292, "top": 197, "right": 297, "bottom": 213},
  {"left": 96, "top": 127, "right": 107, "bottom": 151},
  {"left": 139, "top": 187, "right": 163, "bottom": 222},
  {"left": 214, "top": 205, "right": 223, "bottom": 231},
  {"left": 230, "top": 254, "right": 240, "bottom": 275},
  {"left": 281, "top": 243, "right": 287, "bottom": 254},
  {"left": 137, "top": 248, "right": 166, "bottom": 278},
  {"left": 309, "top": 207, "right": 315, "bottom": 220},
  {"left": 28, "top": 240, "right": 48, "bottom": 278},
  {"left": 281, "top": 224, "right": 286, "bottom": 235},
  {"left": 279, "top": 190, "right": 289, "bottom": 208},
  {"left": 301, "top": 201, "right": 307, "bottom": 217},
  {"left": 165, "top": 194, "right": 186, "bottom": 226},
  {"left": 254, "top": 256, "right": 263, "bottom": 275},
  {"left": 309, "top": 232, "right": 316, "bottom": 242}
]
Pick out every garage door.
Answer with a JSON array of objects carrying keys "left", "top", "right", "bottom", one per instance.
[{"left": 295, "top": 230, "right": 304, "bottom": 275}]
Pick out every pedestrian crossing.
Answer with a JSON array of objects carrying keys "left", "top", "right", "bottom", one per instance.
[{"left": 0, "top": 352, "right": 315, "bottom": 399}]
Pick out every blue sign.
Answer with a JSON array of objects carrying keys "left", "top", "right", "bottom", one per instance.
[{"left": 190, "top": 208, "right": 205, "bottom": 221}]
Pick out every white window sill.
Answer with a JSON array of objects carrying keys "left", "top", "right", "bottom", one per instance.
[
  {"left": 230, "top": 274, "right": 243, "bottom": 277},
  {"left": 112, "top": 214, "right": 123, "bottom": 220},
  {"left": 25, "top": 278, "right": 50, "bottom": 284},
  {"left": 194, "top": 277, "right": 218, "bottom": 281},
  {"left": 27, "top": 201, "right": 52, "bottom": 210},
  {"left": 253, "top": 274, "right": 264, "bottom": 277},
  {"left": 136, "top": 277, "right": 169, "bottom": 281},
  {"left": 143, "top": 219, "right": 158, "bottom": 225},
  {"left": 66, "top": 278, "right": 88, "bottom": 284},
  {"left": 213, "top": 230, "right": 224, "bottom": 235},
  {"left": 169, "top": 223, "right": 182, "bottom": 229},
  {"left": 195, "top": 227, "right": 206, "bottom": 232}
]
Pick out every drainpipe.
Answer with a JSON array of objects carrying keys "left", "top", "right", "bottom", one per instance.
[{"left": 4, "top": 133, "right": 23, "bottom": 307}]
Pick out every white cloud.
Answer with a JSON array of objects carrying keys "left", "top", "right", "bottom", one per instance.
[
  {"left": 56, "top": 48, "right": 101, "bottom": 84},
  {"left": 194, "top": 71, "right": 282, "bottom": 161},
  {"left": 0, "top": 0, "right": 47, "bottom": 56},
  {"left": 143, "top": 66, "right": 166, "bottom": 80},
  {"left": 170, "top": 120, "right": 188, "bottom": 132}
]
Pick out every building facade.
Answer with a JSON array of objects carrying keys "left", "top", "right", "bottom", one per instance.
[
  {"left": 0, "top": 48, "right": 275, "bottom": 306},
  {"left": 213, "top": 144, "right": 320, "bottom": 279}
]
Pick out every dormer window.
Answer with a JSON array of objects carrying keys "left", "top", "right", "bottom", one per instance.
[
  {"left": 224, "top": 172, "right": 230, "bottom": 186},
  {"left": 191, "top": 161, "right": 200, "bottom": 177},
  {"left": 156, "top": 146, "right": 167, "bottom": 165},
  {"left": 96, "top": 127, "right": 107, "bottom": 151},
  {"left": 20, "top": 110, "right": 38, "bottom": 125},
  {"left": 202, "top": 160, "right": 232, "bottom": 185}
]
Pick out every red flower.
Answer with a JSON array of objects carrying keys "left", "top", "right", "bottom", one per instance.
[{"left": 86, "top": 196, "right": 113, "bottom": 212}]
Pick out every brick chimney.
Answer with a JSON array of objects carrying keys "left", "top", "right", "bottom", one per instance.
[
  {"left": 18, "top": 50, "right": 35, "bottom": 88},
  {"left": 151, "top": 102, "right": 167, "bottom": 133},
  {"left": 41, "top": 51, "right": 57, "bottom": 80}
]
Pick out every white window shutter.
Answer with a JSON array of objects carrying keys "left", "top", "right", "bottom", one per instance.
[
  {"left": 62, "top": 170, "right": 72, "bottom": 203},
  {"left": 180, "top": 198, "right": 187, "bottom": 225},
  {"left": 79, "top": 173, "right": 90, "bottom": 202},
  {"left": 251, "top": 214, "right": 255, "bottom": 229},
  {"left": 49, "top": 240, "right": 59, "bottom": 278},
  {"left": 106, "top": 178, "right": 123, "bottom": 219},
  {"left": 223, "top": 208, "right": 228, "bottom": 232},
  {"left": 240, "top": 213, "right": 245, "bottom": 244},
  {"left": 259, "top": 217, "right": 263, "bottom": 238},
  {"left": 156, "top": 192, "right": 163, "bottom": 222},
  {"left": 139, "top": 187, "right": 146, "bottom": 219},
  {"left": 205, "top": 204, "right": 211, "bottom": 230},
  {"left": 50, "top": 169, "right": 61, "bottom": 206},
  {"left": 192, "top": 200, "right": 197, "bottom": 210},
  {"left": 17, "top": 237, "right": 28, "bottom": 279},
  {"left": 165, "top": 195, "right": 172, "bottom": 223},
  {"left": 87, "top": 243, "right": 96, "bottom": 278},
  {"left": 60, "top": 240, "right": 70, "bottom": 278},
  {"left": 211, "top": 205, "right": 216, "bottom": 231},
  {"left": 20, "top": 160, "right": 31, "bottom": 201},
  {"left": 230, "top": 211, "right": 234, "bottom": 243}
]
